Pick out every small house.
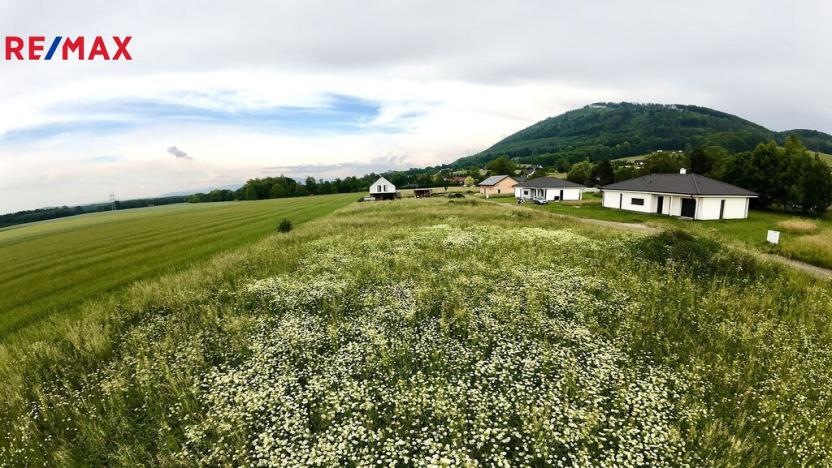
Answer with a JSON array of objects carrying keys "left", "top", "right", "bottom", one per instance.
[
  {"left": 600, "top": 170, "right": 757, "bottom": 220},
  {"left": 514, "top": 177, "right": 585, "bottom": 201},
  {"left": 478, "top": 175, "right": 518, "bottom": 196},
  {"left": 368, "top": 176, "right": 399, "bottom": 201}
]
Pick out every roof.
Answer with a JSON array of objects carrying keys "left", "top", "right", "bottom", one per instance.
[
  {"left": 369, "top": 176, "right": 396, "bottom": 193},
  {"left": 477, "top": 175, "right": 515, "bottom": 186},
  {"left": 515, "top": 177, "right": 586, "bottom": 189},
  {"left": 601, "top": 173, "right": 757, "bottom": 197}
]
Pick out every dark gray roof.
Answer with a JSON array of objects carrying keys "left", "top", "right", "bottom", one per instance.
[
  {"left": 602, "top": 173, "right": 757, "bottom": 197},
  {"left": 478, "top": 175, "right": 515, "bottom": 186},
  {"left": 515, "top": 177, "right": 586, "bottom": 189}
]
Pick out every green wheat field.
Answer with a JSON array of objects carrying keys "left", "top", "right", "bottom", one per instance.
[
  {"left": 0, "top": 194, "right": 356, "bottom": 339},
  {"left": 1, "top": 196, "right": 831, "bottom": 465}
]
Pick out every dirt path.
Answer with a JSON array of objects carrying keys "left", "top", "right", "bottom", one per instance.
[{"left": 493, "top": 199, "right": 832, "bottom": 280}]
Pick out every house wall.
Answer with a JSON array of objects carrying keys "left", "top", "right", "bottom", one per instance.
[
  {"left": 602, "top": 190, "right": 655, "bottom": 213},
  {"left": 695, "top": 197, "right": 749, "bottom": 220},
  {"left": 369, "top": 177, "right": 396, "bottom": 194},
  {"left": 480, "top": 178, "right": 517, "bottom": 195}
]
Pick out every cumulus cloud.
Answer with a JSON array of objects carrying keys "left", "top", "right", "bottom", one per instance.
[{"left": 167, "top": 146, "right": 191, "bottom": 159}]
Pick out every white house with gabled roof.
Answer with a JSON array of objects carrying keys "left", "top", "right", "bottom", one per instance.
[{"left": 368, "top": 176, "right": 399, "bottom": 200}]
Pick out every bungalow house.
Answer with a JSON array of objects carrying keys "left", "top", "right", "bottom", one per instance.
[
  {"left": 514, "top": 177, "right": 586, "bottom": 201},
  {"left": 478, "top": 175, "right": 518, "bottom": 196},
  {"left": 368, "top": 176, "right": 399, "bottom": 201},
  {"left": 600, "top": 169, "right": 757, "bottom": 220}
]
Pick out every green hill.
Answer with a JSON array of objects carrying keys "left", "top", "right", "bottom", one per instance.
[{"left": 453, "top": 102, "right": 832, "bottom": 167}]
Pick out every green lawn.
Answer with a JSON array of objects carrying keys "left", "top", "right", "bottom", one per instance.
[
  {"left": 0, "top": 194, "right": 356, "bottom": 339},
  {"left": 493, "top": 193, "right": 832, "bottom": 268}
]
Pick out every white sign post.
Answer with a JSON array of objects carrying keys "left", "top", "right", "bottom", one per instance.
[{"left": 767, "top": 230, "right": 780, "bottom": 245}]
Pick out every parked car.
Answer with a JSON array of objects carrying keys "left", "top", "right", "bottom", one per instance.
[{"left": 532, "top": 197, "right": 548, "bottom": 205}]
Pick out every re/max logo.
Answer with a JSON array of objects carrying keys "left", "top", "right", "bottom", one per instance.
[{"left": 3, "top": 36, "right": 132, "bottom": 60}]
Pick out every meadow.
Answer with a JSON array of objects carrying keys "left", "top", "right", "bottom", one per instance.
[
  {"left": 0, "top": 194, "right": 356, "bottom": 340},
  {"left": 494, "top": 193, "right": 832, "bottom": 269},
  {"left": 1, "top": 197, "right": 831, "bottom": 465}
]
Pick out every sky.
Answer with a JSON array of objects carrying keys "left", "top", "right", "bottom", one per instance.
[{"left": 0, "top": 0, "right": 830, "bottom": 213}]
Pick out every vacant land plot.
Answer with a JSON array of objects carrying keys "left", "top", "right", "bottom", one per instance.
[
  {"left": 0, "top": 194, "right": 355, "bottom": 339},
  {"left": 2, "top": 198, "right": 831, "bottom": 465}
]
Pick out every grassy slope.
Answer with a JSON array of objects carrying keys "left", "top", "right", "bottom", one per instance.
[
  {"left": 494, "top": 193, "right": 832, "bottom": 268},
  {"left": 1, "top": 198, "right": 831, "bottom": 465},
  {"left": 0, "top": 194, "right": 356, "bottom": 339}
]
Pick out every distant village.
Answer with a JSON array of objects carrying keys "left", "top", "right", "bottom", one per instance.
[{"left": 366, "top": 151, "right": 758, "bottom": 221}]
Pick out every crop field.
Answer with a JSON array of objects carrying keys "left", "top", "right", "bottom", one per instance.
[
  {"left": 1, "top": 197, "right": 831, "bottom": 465},
  {"left": 0, "top": 194, "right": 356, "bottom": 340}
]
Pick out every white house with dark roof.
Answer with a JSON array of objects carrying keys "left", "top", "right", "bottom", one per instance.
[
  {"left": 514, "top": 177, "right": 586, "bottom": 201},
  {"left": 600, "top": 169, "right": 757, "bottom": 220}
]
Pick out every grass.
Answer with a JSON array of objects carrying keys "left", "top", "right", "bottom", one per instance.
[
  {"left": 493, "top": 193, "right": 832, "bottom": 269},
  {"left": 815, "top": 151, "right": 832, "bottom": 166},
  {"left": 1, "top": 198, "right": 831, "bottom": 465},
  {"left": 776, "top": 218, "right": 819, "bottom": 234},
  {"left": 0, "top": 194, "right": 356, "bottom": 340}
]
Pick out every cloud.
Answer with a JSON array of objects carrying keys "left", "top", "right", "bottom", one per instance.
[
  {"left": 167, "top": 146, "right": 191, "bottom": 159},
  {"left": 264, "top": 153, "right": 414, "bottom": 178},
  {"left": 1, "top": 0, "right": 830, "bottom": 213}
]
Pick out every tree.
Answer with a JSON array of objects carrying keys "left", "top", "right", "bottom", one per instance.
[
  {"left": 594, "top": 160, "right": 614, "bottom": 186},
  {"left": 305, "top": 177, "right": 318, "bottom": 195},
  {"left": 800, "top": 155, "right": 832, "bottom": 214},
  {"left": 642, "top": 151, "right": 688, "bottom": 175},
  {"left": 614, "top": 165, "right": 640, "bottom": 182},
  {"left": 271, "top": 182, "right": 287, "bottom": 198},
  {"left": 486, "top": 156, "right": 516, "bottom": 176},
  {"left": 688, "top": 147, "right": 713, "bottom": 175},
  {"left": 567, "top": 161, "right": 593, "bottom": 185},
  {"left": 464, "top": 176, "right": 475, "bottom": 187}
]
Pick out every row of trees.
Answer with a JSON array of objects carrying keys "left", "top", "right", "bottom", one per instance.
[
  {"left": 188, "top": 171, "right": 476, "bottom": 204},
  {"left": 560, "top": 137, "right": 832, "bottom": 215}
]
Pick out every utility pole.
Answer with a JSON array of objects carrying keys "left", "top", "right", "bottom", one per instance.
[{"left": 109, "top": 192, "right": 116, "bottom": 211}]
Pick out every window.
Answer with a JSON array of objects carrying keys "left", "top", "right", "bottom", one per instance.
[
  {"left": 631, "top": 198, "right": 645, "bottom": 206},
  {"left": 376, "top": 185, "right": 381, "bottom": 192},
  {"left": 383, "top": 185, "right": 387, "bottom": 191}
]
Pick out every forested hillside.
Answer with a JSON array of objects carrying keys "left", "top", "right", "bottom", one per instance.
[{"left": 453, "top": 102, "right": 832, "bottom": 169}]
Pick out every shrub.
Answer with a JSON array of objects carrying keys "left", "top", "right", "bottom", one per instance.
[
  {"left": 277, "top": 219, "right": 293, "bottom": 233},
  {"left": 776, "top": 218, "right": 818, "bottom": 234},
  {"left": 632, "top": 229, "right": 761, "bottom": 278}
]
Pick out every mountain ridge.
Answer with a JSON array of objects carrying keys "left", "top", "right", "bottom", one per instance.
[{"left": 450, "top": 102, "right": 832, "bottom": 168}]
